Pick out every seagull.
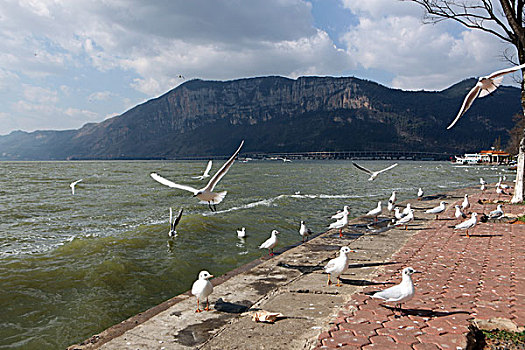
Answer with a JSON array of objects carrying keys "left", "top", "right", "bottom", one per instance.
[
  {"left": 394, "top": 207, "right": 404, "bottom": 220},
  {"left": 389, "top": 191, "right": 397, "bottom": 205},
  {"left": 387, "top": 200, "right": 394, "bottom": 212},
  {"left": 455, "top": 212, "right": 478, "bottom": 237},
  {"left": 394, "top": 209, "right": 414, "bottom": 230},
  {"left": 259, "top": 230, "right": 279, "bottom": 256},
  {"left": 417, "top": 188, "right": 424, "bottom": 200},
  {"left": 150, "top": 140, "right": 244, "bottom": 211},
  {"left": 425, "top": 201, "right": 447, "bottom": 220},
  {"left": 370, "top": 267, "right": 420, "bottom": 315},
  {"left": 329, "top": 211, "right": 349, "bottom": 238},
  {"left": 496, "top": 184, "right": 509, "bottom": 195},
  {"left": 366, "top": 201, "right": 382, "bottom": 221},
  {"left": 480, "top": 177, "right": 487, "bottom": 186},
  {"left": 324, "top": 246, "right": 355, "bottom": 286},
  {"left": 191, "top": 270, "right": 214, "bottom": 312},
  {"left": 488, "top": 204, "right": 504, "bottom": 220},
  {"left": 70, "top": 179, "right": 83, "bottom": 195},
  {"left": 402, "top": 203, "right": 412, "bottom": 217},
  {"left": 461, "top": 194, "right": 470, "bottom": 212},
  {"left": 237, "top": 227, "right": 246, "bottom": 239},
  {"left": 454, "top": 205, "right": 467, "bottom": 221},
  {"left": 447, "top": 63, "right": 525, "bottom": 129},
  {"left": 299, "top": 220, "right": 313, "bottom": 242},
  {"left": 331, "top": 205, "right": 349, "bottom": 220},
  {"left": 193, "top": 160, "right": 213, "bottom": 180},
  {"left": 168, "top": 207, "right": 183, "bottom": 238},
  {"left": 352, "top": 162, "right": 399, "bottom": 181},
  {"left": 480, "top": 183, "right": 486, "bottom": 191}
]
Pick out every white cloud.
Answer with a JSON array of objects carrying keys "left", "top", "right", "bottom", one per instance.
[{"left": 23, "top": 85, "right": 58, "bottom": 104}]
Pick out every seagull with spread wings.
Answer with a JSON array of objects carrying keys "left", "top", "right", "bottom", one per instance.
[
  {"left": 151, "top": 140, "right": 244, "bottom": 211},
  {"left": 168, "top": 207, "right": 183, "bottom": 238},
  {"left": 193, "top": 160, "right": 213, "bottom": 180},
  {"left": 352, "top": 162, "right": 398, "bottom": 181},
  {"left": 70, "top": 179, "right": 83, "bottom": 195},
  {"left": 447, "top": 63, "right": 525, "bottom": 129}
]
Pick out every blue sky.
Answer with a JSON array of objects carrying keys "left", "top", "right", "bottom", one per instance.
[{"left": 0, "top": 0, "right": 514, "bottom": 135}]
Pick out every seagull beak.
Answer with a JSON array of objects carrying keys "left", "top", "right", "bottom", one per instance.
[{"left": 413, "top": 271, "right": 421, "bottom": 274}]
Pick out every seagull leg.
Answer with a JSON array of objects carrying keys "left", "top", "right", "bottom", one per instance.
[
  {"left": 466, "top": 229, "right": 469, "bottom": 238},
  {"left": 208, "top": 202, "right": 214, "bottom": 212},
  {"left": 205, "top": 298, "right": 210, "bottom": 311},
  {"left": 336, "top": 277, "right": 342, "bottom": 287},
  {"left": 404, "top": 225, "right": 407, "bottom": 230},
  {"left": 213, "top": 204, "right": 217, "bottom": 212},
  {"left": 339, "top": 228, "right": 343, "bottom": 238},
  {"left": 195, "top": 300, "right": 202, "bottom": 313},
  {"left": 327, "top": 275, "right": 332, "bottom": 286},
  {"left": 269, "top": 248, "right": 274, "bottom": 256}
]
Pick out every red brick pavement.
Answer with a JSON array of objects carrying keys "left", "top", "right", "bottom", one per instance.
[{"left": 316, "top": 187, "right": 524, "bottom": 349}]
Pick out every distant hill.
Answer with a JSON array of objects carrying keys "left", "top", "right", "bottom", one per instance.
[{"left": 0, "top": 76, "right": 520, "bottom": 160}]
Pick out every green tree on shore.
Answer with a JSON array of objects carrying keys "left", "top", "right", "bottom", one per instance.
[{"left": 407, "top": 0, "right": 525, "bottom": 203}]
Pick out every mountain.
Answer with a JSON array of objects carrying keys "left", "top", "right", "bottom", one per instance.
[{"left": 0, "top": 76, "right": 521, "bottom": 160}]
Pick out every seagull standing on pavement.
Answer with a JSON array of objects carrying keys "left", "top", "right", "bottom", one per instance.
[
  {"left": 259, "top": 230, "right": 279, "bottom": 256},
  {"left": 417, "top": 188, "right": 424, "bottom": 200},
  {"left": 193, "top": 160, "right": 213, "bottom": 180},
  {"left": 366, "top": 201, "right": 382, "bottom": 221},
  {"left": 402, "top": 203, "right": 412, "bottom": 217},
  {"left": 455, "top": 212, "right": 478, "bottom": 237},
  {"left": 461, "top": 194, "right": 470, "bottom": 212},
  {"left": 191, "top": 270, "right": 214, "bottom": 312},
  {"left": 150, "top": 140, "right": 244, "bottom": 211},
  {"left": 324, "top": 246, "right": 355, "bottom": 286},
  {"left": 425, "top": 201, "right": 447, "bottom": 220},
  {"left": 447, "top": 63, "right": 525, "bottom": 129},
  {"left": 331, "top": 206, "right": 349, "bottom": 220},
  {"left": 389, "top": 191, "right": 397, "bottom": 205},
  {"left": 394, "top": 207, "right": 404, "bottom": 220},
  {"left": 395, "top": 209, "right": 414, "bottom": 230},
  {"left": 371, "top": 267, "right": 420, "bottom": 316},
  {"left": 454, "top": 205, "right": 467, "bottom": 221},
  {"left": 329, "top": 211, "right": 349, "bottom": 238},
  {"left": 352, "top": 162, "right": 398, "bottom": 181},
  {"left": 299, "top": 221, "right": 313, "bottom": 242},
  {"left": 488, "top": 205, "right": 504, "bottom": 220}
]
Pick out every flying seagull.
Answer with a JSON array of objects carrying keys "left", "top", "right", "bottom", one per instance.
[
  {"left": 447, "top": 63, "right": 525, "bottom": 129},
  {"left": 70, "top": 179, "right": 83, "bottom": 195},
  {"left": 193, "top": 160, "right": 213, "bottom": 180},
  {"left": 151, "top": 140, "right": 244, "bottom": 211},
  {"left": 352, "top": 162, "right": 398, "bottom": 181},
  {"left": 168, "top": 207, "right": 183, "bottom": 238}
]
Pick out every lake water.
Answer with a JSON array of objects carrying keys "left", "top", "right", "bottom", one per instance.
[{"left": 0, "top": 160, "right": 512, "bottom": 349}]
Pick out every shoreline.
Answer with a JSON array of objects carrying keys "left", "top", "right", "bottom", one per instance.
[{"left": 68, "top": 184, "right": 524, "bottom": 349}]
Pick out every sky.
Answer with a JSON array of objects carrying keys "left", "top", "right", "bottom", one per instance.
[{"left": 0, "top": 0, "right": 515, "bottom": 135}]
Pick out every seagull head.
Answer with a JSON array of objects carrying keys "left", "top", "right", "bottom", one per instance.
[
  {"left": 199, "top": 270, "right": 214, "bottom": 280},
  {"left": 272, "top": 230, "right": 279, "bottom": 235},
  {"left": 340, "top": 246, "right": 355, "bottom": 255},
  {"left": 402, "top": 267, "right": 420, "bottom": 276}
]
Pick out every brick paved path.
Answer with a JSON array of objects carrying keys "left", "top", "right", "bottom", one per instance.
[{"left": 316, "top": 188, "right": 525, "bottom": 349}]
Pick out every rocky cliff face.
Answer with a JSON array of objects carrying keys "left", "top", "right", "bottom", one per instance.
[{"left": 0, "top": 76, "right": 520, "bottom": 160}]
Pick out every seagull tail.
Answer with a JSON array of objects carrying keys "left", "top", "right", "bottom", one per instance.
[{"left": 212, "top": 191, "right": 228, "bottom": 204}]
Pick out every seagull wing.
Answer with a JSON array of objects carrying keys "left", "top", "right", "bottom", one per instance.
[
  {"left": 487, "top": 62, "right": 525, "bottom": 79},
  {"left": 173, "top": 208, "right": 184, "bottom": 228},
  {"left": 447, "top": 84, "right": 481, "bottom": 129},
  {"left": 150, "top": 173, "right": 198, "bottom": 194},
  {"left": 376, "top": 163, "right": 398, "bottom": 174},
  {"left": 202, "top": 160, "right": 213, "bottom": 177},
  {"left": 352, "top": 162, "right": 372, "bottom": 175},
  {"left": 169, "top": 207, "right": 173, "bottom": 226},
  {"left": 71, "top": 179, "right": 83, "bottom": 187},
  {"left": 204, "top": 140, "right": 244, "bottom": 192}
]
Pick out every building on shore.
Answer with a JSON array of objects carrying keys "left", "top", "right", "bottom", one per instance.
[{"left": 454, "top": 149, "right": 512, "bottom": 165}]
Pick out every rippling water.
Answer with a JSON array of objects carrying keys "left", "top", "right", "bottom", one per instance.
[{"left": 0, "top": 160, "right": 512, "bottom": 348}]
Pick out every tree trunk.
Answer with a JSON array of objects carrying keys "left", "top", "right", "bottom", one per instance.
[{"left": 511, "top": 68, "right": 525, "bottom": 203}]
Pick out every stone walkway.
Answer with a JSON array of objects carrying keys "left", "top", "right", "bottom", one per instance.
[{"left": 316, "top": 189, "right": 525, "bottom": 349}]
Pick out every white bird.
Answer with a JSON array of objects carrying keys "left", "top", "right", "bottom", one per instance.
[
  {"left": 371, "top": 267, "right": 420, "bottom": 315},
  {"left": 461, "top": 194, "right": 470, "bottom": 212},
  {"left": 331, "top": 205, "right": 349, "bottom": 220},
  {"left": 236, "top": 227, "right": 246, "bottom": 239},
  {"left": 193, "top": 160, "right": 213, "bottom": 180},
  {"left": 150, "top": 140, "right": 244, "bottom": 211},
  {"left": 496, "top": 184, "right": 508, "bottom": 195},
  {"left": 447, "top": 63, "right": 525, "bottom": 129},
  {"left": 455, "top": 212, "right": 478, "bottom": 237},
  {"left": 191, "top": 270, "right": 214, "bottom": 312},
  {"left": 329, "top": 211, "right": 349, "bottom": 238},
  {"left": 352, "top": 162, "right": 399, "bottom": 181},
  {"left": 425, "top": 201, "right": 447, "bottom": 220},
  {"left": 259, "top": 230, "right": 279, "bottom": 256},
  {"left": 480, "top": 183, "right": 486, "bottom": 191},
  {"left": 454, "top": 205, "right": 467, "bottom": 221},
  {"left": 168, "top": 207, "right": 183, "bottom": 238},
  {"left": 387, "top": 200, "right": 394, "bottom": 212},
  {"left": 299, "top": 220, "right": 313, "bottom": 242},
  {"left": 402, "top": 203, "right": 412, "bottom": 217},
  {"left": 366, "top": 201, "right": 382, "bottom": 221},
  {"left": 488, "top": 204, "right": 504, "bottom": 220},
  {"left": 417, "top": 188, "right": 424, "bottom": 200},
  {"left": 394, "top": 207, "right": 404, "bottom": 220},
  {"left": 394, "top": 209, "right": 414, "bottom": 230},
  {"left": 324, "top": 246, "right": 354, "bottom": 286},
  {"left": 480, "top": 177, "right": 487, "bottom": 186},
  {"left": 389, "top": 191, "right": 397, "bottom": 205},
  {"left": 70, "top": 179, "right": 83, "bottom": 195}
]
